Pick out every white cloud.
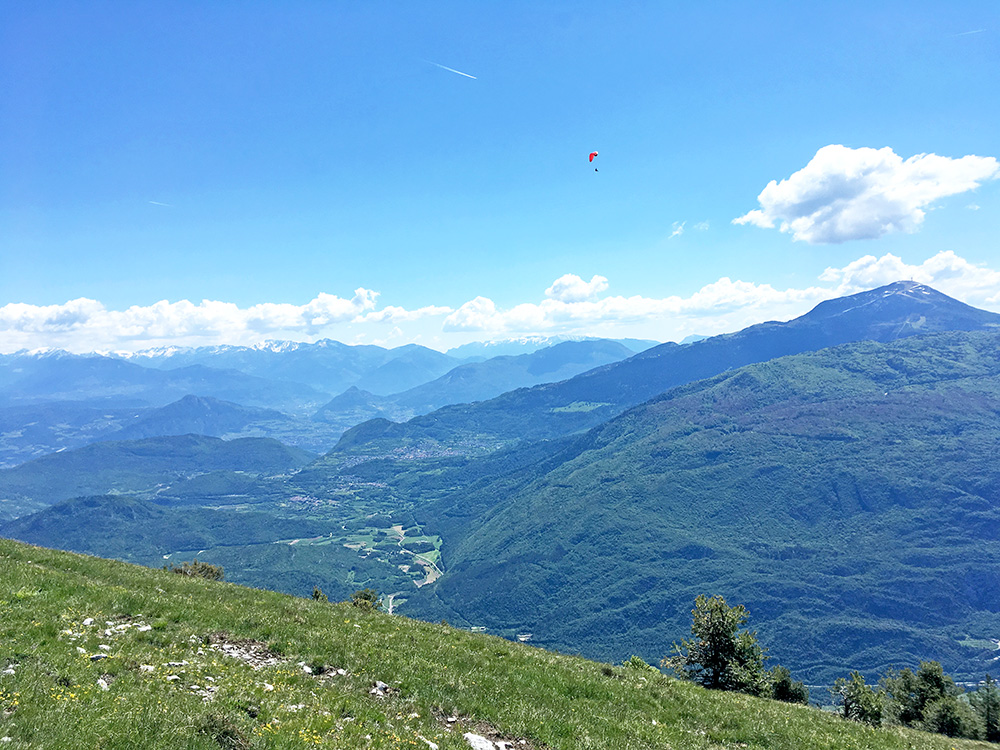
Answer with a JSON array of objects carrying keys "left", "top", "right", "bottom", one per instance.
[
  {"left": 359, "top": 304, "right": 453, "bottom": 324},
  {"left": 694, "top": 221, "right": 710, "bottom": 231},
  {"left": 0, "top": 289, "right": 380, "bottom": 353},
  {"left": 734, "top": 145, "right": 1000, "bottom": 243},
  {"left": 443, "top": 297, "right": 501, "bottom": 331},
  {"left": 669, "top": 221, "right": 685, "bottom": 239},
  {"left": 819, "top": 250, "right": 1000, "bottom": 303},
  {"left": 7, "top": 252, "right": 1000, "bottom": 353},
  {"left": 544, "top": 274, "right": 609, "bottom": 303},
  {"left": 443, "top": 253, "right": 1000, "bottom": 341},
  {"left": 443, "top": 274, "right": 829, "bottom": 338}
]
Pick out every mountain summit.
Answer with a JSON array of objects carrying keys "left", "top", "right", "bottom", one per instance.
[{"left": 777, "top": 280, "right": 999, "bottom": 337}]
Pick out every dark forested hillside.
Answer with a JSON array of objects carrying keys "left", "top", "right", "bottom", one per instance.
[
  {"left": 0, "top": 494, "right": 333, "bottom": 562},
  {"left": 412, "top": 329, "right": 1000, "bottom": 684}
]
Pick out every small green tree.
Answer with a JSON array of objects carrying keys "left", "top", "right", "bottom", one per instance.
[
  {"left": 914, "top": 661, "right": 956, "bottom": 709},
  {"left": 311, "top": 586, "right": 328, "bottom": 602},
  {"left": 832, "top": 671, "right": 883, "bottom": 726},
  {"left": 881, "top": 666, "right": 922, "bottom": 726},
  {"left": 350, "top": 588, "right": 381, "bottom": 611},
  {"left": 662, "top": 594, "right": 769, "bottom": 696},
  {"left": 970, "top": 675, "right": 1000, "bottom": 742},
  {"left": 882, "top": 661, "right": 960, "bottom": 728},
  {"left": 770, "top": 665, "right": 809, "bottom": 705},
  {"left": 922, "top": 696, "right": 983, "bottom": 739}
]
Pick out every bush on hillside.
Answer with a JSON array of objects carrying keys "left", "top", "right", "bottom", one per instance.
[
  {"left": 879, "top": 661, "right": 984, "bottom": 739},
  {"left": 165, "top": 559, "right": 224, "bottom": 581},
  {"left": 770, "top": 665, "right": 809, "bottom": 705},
  {"left": 622, "top": 655, "right": 660, "bottom": 674},
  {"left": 350, "top": 588, "right": 381, "bottom": 611},
  {"left": 922, "top": 696, "right": 983, "bottom": 739}
]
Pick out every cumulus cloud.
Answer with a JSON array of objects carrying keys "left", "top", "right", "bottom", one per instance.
[
  {"left": 544, "top": 274, "right": 609, "bottom": 303},
  {"left": 443, "top": 297, "right": 501, "bottom": 331},
  {"left": 8, "top": 253, "right": 1000, "bottom": 353},
  {"left": 444, "top": 254, "right": 1000, "bottom": 341},
  {"left": 444, "top": 273, "right": 829, "bottom": 337},
  {"left": 819, "top": 250, "right": 1000, "bottom": 303},
  {"left": 359, "top": 304, "right": 453, "bottom": 324},
  {"left": 0, "top": 289, "right": 381, "bottom": 353},
  {"left": 734, "top": 145, "right": 1000, "bottom": 243}
]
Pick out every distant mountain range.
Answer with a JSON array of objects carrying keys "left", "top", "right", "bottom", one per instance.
[
  {"left": 312, "top": 339, "right": 640, "bottom": 429},
  {"left": 329, "top": 281, "right": 1000, "bottom": 456},
  {"left": 114, "top": 339, "right": 467, "bottom": 395},
  {"left": 113, "top": 336, "right": 657, "bottom": 394},
  {"left": 0, "top": 337, "right": 648, "bottom": 467},
  {"left": 444, "top": 335, "right": 658, "bottom": 360},
  {"left": 0, "top": 351, "right": 328, "bottom": 412}
]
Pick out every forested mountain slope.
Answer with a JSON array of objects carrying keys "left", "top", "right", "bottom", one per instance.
[{"left": 416, "top": 329, "right": 1000, "bottom": 684}]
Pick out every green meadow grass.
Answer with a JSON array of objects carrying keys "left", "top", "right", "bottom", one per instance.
[{"left": 0, "top": 538, "right": 994, "bottom": 749}]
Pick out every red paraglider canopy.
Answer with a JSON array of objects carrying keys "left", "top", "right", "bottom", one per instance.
[{"left": 589, "top": 151, "right": 599, "bottom": 162}]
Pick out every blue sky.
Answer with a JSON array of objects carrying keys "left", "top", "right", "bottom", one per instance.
[{"left": 2, "top": 2, "right": 998, "bottom": 352}]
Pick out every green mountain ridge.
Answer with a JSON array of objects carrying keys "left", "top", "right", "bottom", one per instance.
[{"left": 0, "top": 494, "right": 334, "bottom": 564}]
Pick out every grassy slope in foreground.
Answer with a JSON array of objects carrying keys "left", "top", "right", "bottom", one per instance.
[{"left": 0, "top": 539, "right": 994, "bottom": 750}]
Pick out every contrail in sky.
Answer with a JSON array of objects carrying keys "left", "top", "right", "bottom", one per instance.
[
  {"left": 424, "top": 60, "right": 477, "bottom": 79},
  {"left": 148, "top": 201, "right": 172, "bottom": 207},
  {"left": 951, "top": 28, "right": 986, "bottom": 36}
]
